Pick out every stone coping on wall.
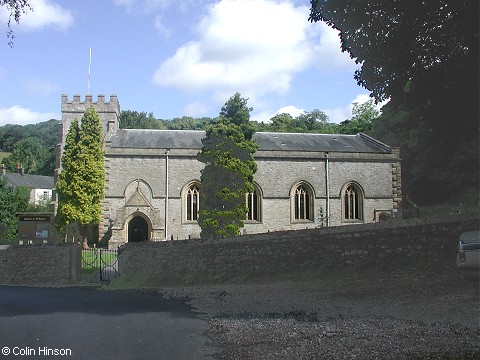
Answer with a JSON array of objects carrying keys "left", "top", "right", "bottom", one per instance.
[
  {"left": 117, "top": 213, "right": 479, "bottom": 285},
  {"left": 119, "top": 212, "right": 479, "bottom": 248}
]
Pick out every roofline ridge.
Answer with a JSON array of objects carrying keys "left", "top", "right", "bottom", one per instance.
[
  {"left": 120, "top": 129, "right": 205, "bottom": 133},
  {"left": 357, "top": 132, "right": 391, "bottom": 152},
  {"left": 256, "top": 131, "right": 356, "bottom": 137}
]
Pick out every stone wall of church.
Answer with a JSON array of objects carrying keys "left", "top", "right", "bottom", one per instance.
[
  {"left": 103, "top": 146, "right": 399, "bottom": 247},
  {"left": 57, "top": 95, "right": 120, "bottom": 172},
  {"left": 56, "top": 95, "right": 401, "bottom": 248},
  {"left": 56, "top": 94, "right": 121, "bottom": 224}
]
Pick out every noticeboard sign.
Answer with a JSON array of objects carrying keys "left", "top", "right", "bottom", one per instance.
[
  {"left": 19, "top": 215, "right": 51, "bottom": 222},
  {"left": 17, "top": 213, "right": 54, "bottom": 243}
]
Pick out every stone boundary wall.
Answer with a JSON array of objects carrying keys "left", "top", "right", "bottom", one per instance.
[
  {"left": 0, "top": 244, "right": 82, "bottom": 285},
  {"left": 119, "top": 214, "right": 479, "bottom": 283}
]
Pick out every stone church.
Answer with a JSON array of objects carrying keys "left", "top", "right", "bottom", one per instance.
[{"left": 56, "top": 95, "right": 402, "bottom": 248}]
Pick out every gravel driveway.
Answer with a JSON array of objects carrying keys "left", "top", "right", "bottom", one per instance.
[{"left": 158, "top": 269, "right": 480, "bottom": 359}]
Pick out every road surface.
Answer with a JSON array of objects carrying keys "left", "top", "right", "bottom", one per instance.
[{"left": 0, "top": 286, "right": 215, "bottom": 360}]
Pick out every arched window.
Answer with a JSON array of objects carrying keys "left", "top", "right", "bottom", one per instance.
[
  {"left": 343, "top": 183, "right": 364, "bottom": 221},
  {"left": 291, "top": 182, "right": 314, "bottom": 222},
  {"left": 184, "top": 182, "right": 200, "bottom": 222},
  {"left": 246, "top": 184, "right": 262, "bottom": 222}
]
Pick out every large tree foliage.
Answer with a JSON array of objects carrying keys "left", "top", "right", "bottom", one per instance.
[
  {"left": 55, "top": 118, "right": 80, "bottom": 236},
  {"left": 0, "top": 177, "right": 29, "bottom": 243},
  {"left": 310, "top": 0, "right": 479, "bottom": 204},
  {"left": 119, "top": 110, "right": 165, "bottom": 129},
  {"left": 4, "top": 137, "right": 48, "bottom": 174},
  {"left": 166, "top": 116, "right": 214, "bottom": 130},
  {"left": 0, "top": 120, "right": 58, "bottom": 176},
  {"left": 0, "top": 124, "right": 23, "bottom": 152},
  {"left": 198, "top": 93, "right": 257, "bottom": 238},
  {"left": 309, "top": 0, "right": 478, "bottom": 104},
  {"left": 1, "top": 0, "right": 33, "bottom": 47},
  {"left": 56, "top": 107, "right": 105, "bottom": 247},
  {"left": 0, "top": 120, "right": 58, "bottom": 153},
  {"left": 269, "top": 110, "right": 338, "bottom": 133},
  {"left": 339, "top": 100, "right": 378, "bottom": 135}
]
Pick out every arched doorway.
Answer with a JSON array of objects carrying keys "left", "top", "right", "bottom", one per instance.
[{"left": 128, "top": 216, "right": 149, "bottom": 242}]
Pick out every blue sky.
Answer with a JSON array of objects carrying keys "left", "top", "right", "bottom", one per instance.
[{"left": 0, "top": 0, "right": 374, "bottom": 126}]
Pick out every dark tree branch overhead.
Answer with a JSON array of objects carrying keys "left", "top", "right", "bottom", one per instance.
[
  {"left": 1, "top": 0, "right": 33, "bottom": 47},
  {"left": 309, "top": 0, "right": 479, "bottom": 104},
  {"left": 309, "top": 0, "right": 479, "bottom": 204}
]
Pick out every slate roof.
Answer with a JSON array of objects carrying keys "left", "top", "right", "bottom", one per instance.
[
  {"left": 2, "top": 173, "right": 54, "bottom": 189},
  {"left": 109, "top": 130, "right": 391, "bottom": 154}
]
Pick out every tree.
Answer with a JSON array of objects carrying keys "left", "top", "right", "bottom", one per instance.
[
  {"left": 269, "top": 110, "right": 337, "bottom": 134},
  {"left": 119, "top": 110, "right": 165, "bottom": 129},
  {"left": 55, "top": 118, "right": 80, "bottom": 235},
  {"left": 0, "top": 120, "right": 58, "bottom": 176},
  {"left": 339, "top": 100, "right": 378, "bottom": 135},
  {"left": 310, "top": 0, "right": 479, "bottom": 202},
  {"left": 269, "top": 113, "right": 294, "bottom": 132},
  {"left": 197, "top": 93, "right": 257, "bottom": 238},
  {"left": 23, "top": 119, "right": 59, "bottom": 149},
  {"left": 0, "top": 177, "right": 29, "bottom": 243},
  {"left": 296, "top": 109, "right": 329, "bottom": 132},
  {"left": 4, "top": 137, "right": 48, "bottom": 174},
  {"left": 56, "top": 107, "right": 105, "bottom": 247},
  {"left": 166, "top": 116, "right": 214, "bottom": 130},
  {"left": 0, "top": 124, "right": 23, "bottom": 152},
  {"left": 309, "top": 0, "right": 478, "bottom": 104},
  {"left": 1, "top": 0, "right": 33, "bottom": 47}
]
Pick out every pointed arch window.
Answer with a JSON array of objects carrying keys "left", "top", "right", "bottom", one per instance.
[
  {"left": 246, "top": 184, "right": 262, "bottom": 222},
  {"left": 343, "top": 183, "right": 364, "bottom": 221},
  {"left": 292, "top": 182, "right": 314, "bottom": 222},
  {"left": 185, "top": 183, "right": 200, "bottom": 222}
]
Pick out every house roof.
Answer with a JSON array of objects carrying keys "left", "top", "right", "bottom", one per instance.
[
  {"left": 109, "top": 130, "right": 391, "bottom": 153},
  {"left": 2, "top": 173, "right": 54, "bottom": 189}
]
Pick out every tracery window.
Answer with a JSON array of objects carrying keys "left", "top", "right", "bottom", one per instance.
[
  {"left": 343, "top": 183, "right": 364, "bottom": 221},
  {"left": 292, "top": 183, "right": 314, "bottom": 221},
  {"left": 185, "top": 183, "right": 200, "bottom": 222},
  {"left": 246, "top": 185, "right": 262, "bottom": 222}
]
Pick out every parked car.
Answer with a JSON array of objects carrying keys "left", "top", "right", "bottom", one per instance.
[{"left": 456, "top": 230, "right": 480, "bottom": 280}]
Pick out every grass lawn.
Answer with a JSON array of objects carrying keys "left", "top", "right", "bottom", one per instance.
[
  {"left": 82, "top": 249, "right": 117, "bottom": 275},
  {"left": 0, "top": 152, "right": 11, "bottom": 161}
]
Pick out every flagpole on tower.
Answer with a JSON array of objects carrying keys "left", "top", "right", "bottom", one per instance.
[{"left": 88, "top": 47, "right": 92, "bottom": 95}]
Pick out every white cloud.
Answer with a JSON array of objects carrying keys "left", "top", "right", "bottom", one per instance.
[
  {"left": 11, "top": 0, "right": 74, "bottom": 32},
  {"left": 275, "top": 105, "right": 305, "bottom": 118},
  {"left": 324, "top": 93, "right": 387, "bottom": 123},
  {"left": 0, "top": 106, "right": 58, "bottom": 126},
  {"left": 251, "top": 110, "right": 274, "bottom": 123},
  {"left": 113, "top": 0, "right": 174, "bottom": 12},
  {"left": 250, "top": 105, "right": 305, "bottom": 123},
  {"left": 152, "top": 0, "right": 354, "bottom": 102},
  {"left": 351, "top": 94, "right": 371, "bottom": 106},
  {"left": 324, "top": 106, "right": 350, "bottom": 124},
  {"left": 350, "top": 93, "right": 388, "bottom": 112},
  {"left": 310, "top": 24, "right": 354, "bottom": 69},
  {"left": 154, "top": 15, "right": 170, "bottom": 38}
]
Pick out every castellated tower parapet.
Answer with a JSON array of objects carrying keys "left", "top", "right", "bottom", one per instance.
[
  {"left": 56, "top": 94, "right": 121, "bottom": 181},
  {"left": 60, "top": 94, "right": 120, "bottom": 138}
]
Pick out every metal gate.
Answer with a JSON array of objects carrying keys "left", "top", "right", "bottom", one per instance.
[{"left": 82, "top": 248, "right": 119, "bottom": 282}]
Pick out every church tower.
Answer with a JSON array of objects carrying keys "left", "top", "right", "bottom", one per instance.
[
  {"left": 55, "top": 94, "right": 120, "bottom": 180},
  {"left": 54, "top": 95, "right": 120, "bottom": 242}
]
